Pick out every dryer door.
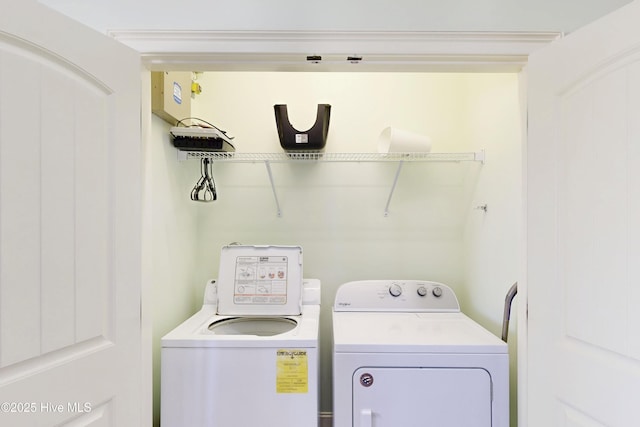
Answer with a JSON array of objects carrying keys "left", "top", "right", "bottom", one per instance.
[{"left": 353, "top": 367, "right": 492, "bottom": 427}]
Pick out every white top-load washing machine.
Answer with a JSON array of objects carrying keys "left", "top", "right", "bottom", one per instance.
[
  {"left": 332, "top": 280, "right": 508, "bottom": 427},
  {"left": 161, "top": 245, "right": 321, "bottom": 427}
]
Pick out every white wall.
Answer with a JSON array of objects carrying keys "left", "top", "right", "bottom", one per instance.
[
  {"left": 461, "top": 74, "right": 523, "bottom": 425},
  {"left": 41, "top": 0, "right": 631, "bottom": 34},
  {"left": 180, "top": 71, "right": 522, "bottom": 417},
  {"left": 147, "top": 115, "right": 203, "bottom": 426}
]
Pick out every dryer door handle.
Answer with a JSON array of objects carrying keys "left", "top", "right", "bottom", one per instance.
[{"left": 360, "top": 408, "right": 373, "bottom": 427}]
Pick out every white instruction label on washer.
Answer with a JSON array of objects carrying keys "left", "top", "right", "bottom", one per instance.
[
  {"left": 233, "top": 256, "right": 288, "bottom": 304},
  {"left": 276, "top": 349, "right": 308, "bottom": 393}
]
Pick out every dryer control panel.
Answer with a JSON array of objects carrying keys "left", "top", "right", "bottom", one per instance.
[{"left": 333, "top": 280, "right": 460, "bottom": 312}]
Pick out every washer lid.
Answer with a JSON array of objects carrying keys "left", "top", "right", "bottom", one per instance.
[
  {"left": 207, "top": 317, "right": 298, "bottom": 336},
  {"left": 160, "top": 305, "right": 321, "bottom": 348},
  {"left": 216, "top": 245, "right": 303, "bottom": 316}
]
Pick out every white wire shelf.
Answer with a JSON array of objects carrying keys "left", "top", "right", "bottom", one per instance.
[
  {"left": 180, "top": 150, "right": 485, "bottom": 217},
  {"left": 177, "top": 151, "right": 485, "bottom": 163}
]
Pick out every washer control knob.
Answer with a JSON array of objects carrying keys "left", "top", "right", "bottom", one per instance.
[
  {"left": 417, "top": 286, "right": 427, "bottom": 297},
  {"left": 432, "top": 286, "right": 443, "bottom": 298},
  {"left": 388, "top": 283, "right": 402, "bottom": 297}
]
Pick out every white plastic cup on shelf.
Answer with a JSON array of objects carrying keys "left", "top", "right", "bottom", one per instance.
[{"left": 378, "top": 127, "right": 432, "bottom": 153}]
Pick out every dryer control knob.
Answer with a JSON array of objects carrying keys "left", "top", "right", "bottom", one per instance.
[
  {"left": 432, "top": 286, "right": 443, "bottom": 298},
  {"left": 388, "top": 283, "right": 402, "bottom": 297},
  {"left": 417, "top": 286, "right": 427, "bottom": 297}
]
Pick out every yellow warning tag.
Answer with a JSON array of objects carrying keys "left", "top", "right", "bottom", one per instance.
[{"left": 276, "top": 349, "right": 308, "bottom": 393}]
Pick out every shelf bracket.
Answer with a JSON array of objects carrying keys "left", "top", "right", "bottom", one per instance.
[
  {"left": 264, "top": 160, "right": 282, "bottom": 217},
  {"left": 384, "top": 160, "right": 405, "bottom": 217}
]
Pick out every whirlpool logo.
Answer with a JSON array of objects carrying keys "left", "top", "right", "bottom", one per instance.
[{"left": 337, "top": 302, "right": 351, "bottom": 307}]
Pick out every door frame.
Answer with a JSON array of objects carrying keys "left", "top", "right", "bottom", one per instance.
[
  {"left": 121, "top": 29, "right": 558, "bottom": 427},
  {"left": 110, "top": 30, "right": 559, "bottom": 72}
]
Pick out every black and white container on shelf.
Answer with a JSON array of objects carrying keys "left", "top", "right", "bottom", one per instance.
[{"left": 274, "top": 104, "right": 331, "bottom": 152}]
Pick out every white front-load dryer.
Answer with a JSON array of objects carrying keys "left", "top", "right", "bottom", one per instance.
[
  {"left": 332, "top": 280, "right": 508, "bottom": 427},
  {"left": 161, "top": 245, "right": 321, "bottom": 427}
]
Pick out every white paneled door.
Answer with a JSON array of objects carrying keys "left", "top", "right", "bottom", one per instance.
[
  {"left": 527, "top": 1, "right": 640, "bottom": 426},
  {"left": 0, "top": 1, "right": 142, "bottom": 426}
]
